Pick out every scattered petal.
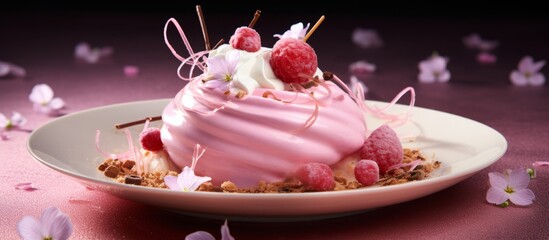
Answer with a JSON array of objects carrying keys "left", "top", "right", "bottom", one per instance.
[
  {"left": 1, "top": 111, "right": 27, "bottom": 140},
  {"left": 352, "top": 28, "right": 383, "bottom": 48},
  {"left": 220, "top": 220, "right": 235, "bottom": 240},
  {"left": 1, "top": 132, "right": 10, "bottom": 140},
  {"left": 15, "top": 182, "right": 37, "bottom": 191},
  {"left": 0, "top": 61, "right": 26, "bottom": 78},
  {"left": 185, "top": 220, "right": 234, "bottom": 240},
  {"left": 418, "top": 53, "right": 450, "bottom": 83},
  {"left": 463, "top": 33, "right": 498, "bottom": 51},
  {"left": 349, "top": 60, "right": 376, "bottom": 75},
  {"left": 29, "top": 84, "right": 65, "bottom": 115},
  {"left": 486, "top": 168, "right": 535, "bottom": 207},
  {"left": 74, "top": 42, "right": 113, "bottom": 64},
  {"left": 17, "top": 206, "right": 73, "bottom": 240},
  {"left": 273, "top": 22, "right": 310, "bottom": 40},
  {"left": 510, "top": 56, "right": 546, "bottom": 86},
  {"left": 533, "top": 161, "right": 549, "bottom": 168},
  {"left": 185, "top": 231, "right": 216, "bottom": 240},
  {"left": 477, "top": 52, "right": 497, "bottom": 64},
  {"left": 124, "top": 65, "right": 140, "bottom": 77},
  {"left": 0, "top": 111, "right": 27, "bottom": 130}
]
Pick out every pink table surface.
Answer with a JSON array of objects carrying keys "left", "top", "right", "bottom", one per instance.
[{"left": 1, "top": 6, "right": 548, "bottom": 240}]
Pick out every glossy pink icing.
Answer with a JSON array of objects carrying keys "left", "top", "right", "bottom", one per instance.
[{"left": 161, "top": 80, "right": 366, "bottom": 188}]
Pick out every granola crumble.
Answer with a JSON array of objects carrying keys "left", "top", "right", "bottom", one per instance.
[{"left": 97, "top": 148, "right": 440, "bottom": 193}]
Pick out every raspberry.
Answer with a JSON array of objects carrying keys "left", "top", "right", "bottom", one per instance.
[
  {"left": 139, "top": 127, "right": 163, "bottom": 151},
  {"left": 360, "top": 125, "right": 403, "bottom": 174},
  {"left": 270, "top": 38, "right": 318, "bottom": 84},
  {"left": 354, "top": 159, "right": 379, "bottom": 186},
  {"left": 229, "top": 27, "right": 261, "bottom": 52},
  {"left": 296, "top": 162, "right": 335, "bottom": 191}
]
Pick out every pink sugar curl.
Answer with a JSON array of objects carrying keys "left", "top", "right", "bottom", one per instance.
[
  {"left": 164, "top": 18, "right": 210, "bottom": 81},
  {"left": 190, "top": 144, "right": 207, "bottom": 170},
  {"left": 333, "top": 75, "right": 415, "bottom": 130},
  {"left": 95, "top": 129, "right": 142, "bottom": 174}
]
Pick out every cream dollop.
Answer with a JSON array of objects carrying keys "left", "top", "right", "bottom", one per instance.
[{"left": 206, "top": 44, "right": 322, "bottom": 94}]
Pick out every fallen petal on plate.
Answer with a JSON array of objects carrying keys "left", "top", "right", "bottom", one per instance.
[{"left": 15, "top": 182, "right": 38, "bottom": 191}]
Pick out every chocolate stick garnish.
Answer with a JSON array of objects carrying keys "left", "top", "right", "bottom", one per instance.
[
  {"left": 303, "top": 15, "right": 325, "bottom": 42},
  {"left": 196, "top": 5, "right": 211, "bottom": 50},
  {"left": 212, "top": 38, "right": 225, "bottom": 50},
  {"left": 115, "top": 116, "right": 162, "bottom": 129},
  {"left": 248, "top": 10, "right": 261, "bottom": 28}
]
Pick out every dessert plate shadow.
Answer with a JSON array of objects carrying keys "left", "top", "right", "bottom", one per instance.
[{"left": 27, "top": 99, "right": 507, "bottom": 221}]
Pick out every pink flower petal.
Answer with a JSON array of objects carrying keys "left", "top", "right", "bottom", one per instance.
[
  {"left": 8, "top": 63, "right": 26, "bottom": 77},
  {"left": 509, "top": 188, "right": 535, "bottom": 206},
  {"left": 15, "top": 182, "right": 37, "bottom": 191},
  {"left": 352, "top": 28, "right": 383, "bottom": 48},
  {"left": 274, "top": 22, "right": 310, "bottom": 39},
  {"left": 349, "top": 60, "right": 376, "bottom": 74},
  {"left": 75, "top": 42, "right": 113, "bottom": 64},
  {"left": 124, "top": 65, "right": 139, "bottom": 77},
  {"left": 185, "top": 231, "right": 216, "bottom": 240},
  {"left": 533, "top": 161, "right": 549, "bottom": 168},
  {"left": 206, "top": 55, "right": 227, "bottom": 78},
  {"left": 48, "top": 212, "right": 74, "bottom": 240},
  {"left": 1, "top": 133, "right": 10, "bottom": 140},
  {"left": 0, "top": 62, "right": 9, "bottom": 76},
  {"left": 430, "top": 56, "right": 448, "bottom": 72},
  {"left": 0, "top": 113, "right": 8, "bottom": 128},
  {"left": 488, "top": 172, "right": 508, "bottom": 189},
  {"left": 418, "top": 61, "right": 432, "bottom": 73},
  {"left": 225, "top": 50, "right": 240, "bottom": 73},
  {"left": 418, "top": 72, "right": 436, "bottom": 83},
  {"left": 510, "top": 71, "right": 528, "bottom": 86},
  {"left": 49, "top": 97, "right": 65, "bottom": 110},
  {"left": 29, "top": 84, "right": 54, "bottom": 104},
  {"left": 477, "top": 52, "right": 497, "bottom": 64},
  {"left": 164, "top": 175, "right": 179, "bottom": 190},
  {"left": 518, "top": 56, "right": 534, "bottom": 73},
  {"left": 486, "top": 187, "right": 509, "bottom": 204},
  {"left": 529, "top": 74, "right": 545, "bottom": 86},
  {"left": 0, "top": 61, "right": 26, "bottom": 78},
  {"left": 17, "top": 216, "right": 42, "bottom": 240},
  {"left": 531, "top": 60, "right": 546, "bottom": 73},
  {"left": 178, "top": 167, "right": 211, "bottom": 191},
  {"left": 41, "top": 207, "right": 60, "bottom": 232},
  {"left": 75, "top": 42, "right": 91, "bottom": 58},
  {"left": 11, "top": 112, "right": 27, "bottom": 126},
  {"left": 477, "top": 40, "right": 499, "bottom": 51},
  {"left": 203, "top": 79, "right": 228, "bottom": 90},
  {"left": 221, "top": 220, "right": 235, "bottom": 240},
  {"left": 17, "top": 207, "right": 72, "bottom": 240},
  {"left": 508, "top": 169, "right": 531, "bottom": 189}
]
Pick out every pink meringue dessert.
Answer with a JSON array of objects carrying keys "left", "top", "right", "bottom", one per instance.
[{"left": 96, "top": 12, "right": 437, "bottom": 192}]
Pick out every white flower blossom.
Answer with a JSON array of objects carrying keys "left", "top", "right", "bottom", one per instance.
[{"left": 510, "top": 56, "right": 545, "bottom": 86}]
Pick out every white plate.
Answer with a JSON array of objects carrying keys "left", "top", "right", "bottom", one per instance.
[{"left": 27, "top": 99, "right": 507, "bottom": 221}]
